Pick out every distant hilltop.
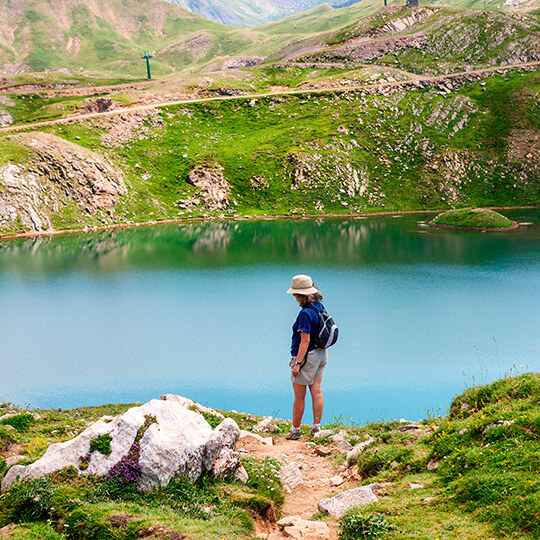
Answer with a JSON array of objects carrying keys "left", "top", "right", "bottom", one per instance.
[{"left": 165, "top": 0, "right": 361, "bottom": 27}]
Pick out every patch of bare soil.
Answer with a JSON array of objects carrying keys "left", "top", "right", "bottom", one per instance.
[
  {"left": 0, "top": 524, "right": 15, "bottom": 538},
  {"left": 239, "top": 436, "right": 344, "bottom": 539}
]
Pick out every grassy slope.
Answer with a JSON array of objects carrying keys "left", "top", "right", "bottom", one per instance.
[
  {"left": 0, "top": 374, "right": 538, "bottom": 539},
  {"left": 3, "top": 69, "right": 538, "bottom": 236},
  {"left": 432, "top": 207, "right": 516, "bottom": 227}
]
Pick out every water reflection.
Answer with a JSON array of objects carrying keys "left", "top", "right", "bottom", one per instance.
[{"left": 0, "top": 210, "right": 538, "bottom": 276}]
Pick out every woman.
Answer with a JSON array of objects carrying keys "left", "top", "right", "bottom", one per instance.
[{"left": 286, "top": 274, "right": 328, "bottom": 440}]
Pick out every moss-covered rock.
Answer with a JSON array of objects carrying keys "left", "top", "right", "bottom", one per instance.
[{"left": 431, "top": 207, "right": 517, "bottom": 230}]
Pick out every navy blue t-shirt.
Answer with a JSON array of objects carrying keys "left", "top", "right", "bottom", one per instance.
[{"left": 290, "top": 301, "right": 323, "bottom": 356}]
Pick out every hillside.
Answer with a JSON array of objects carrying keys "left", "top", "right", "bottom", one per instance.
[
  {"left": 0, "top": 373, "right": 538, "bottom": 539},
  {"left": 294, "top": 6, "right": 540, "bottom": 74},
  {"left": 0, "top": 67, "right": 538, "bottom": 236},
  {"left": 166, "top": 0, "right": 363, "bottom": 27}
]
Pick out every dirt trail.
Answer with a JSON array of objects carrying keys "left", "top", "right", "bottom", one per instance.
[
  {"left": 238, "top": 436, "right": 345, "bottom": 539},
  {"left": 1, "top": 61, "right": 538, "bottom": 135}
]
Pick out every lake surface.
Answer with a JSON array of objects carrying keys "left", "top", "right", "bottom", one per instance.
[{"left": 1, "top": 210, "right": 539, "bottom": 424}]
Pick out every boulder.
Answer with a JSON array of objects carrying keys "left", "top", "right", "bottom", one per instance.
[
  {"left": 318, "top": 485, "right": 378, "bottom": 517},
  {"left": 203, "top": 418, "right": 240, "bottom": 471},
  {"left": 2, "top": 399, "right": 242, "bottom": 492},
  {"left": 211, "top": 447, "right": 240, "bottom": 479}
]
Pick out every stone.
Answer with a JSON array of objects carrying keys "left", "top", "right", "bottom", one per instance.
[
  {"left": 330, "top": 430, "right": 347, "bottom": 443},
  {"left": 314, "top": 445, "right": 332, "bottom": 457},
  {"left": 2, "top": 399, "right": 242, "bottom": 492},
  {"left": 427, "top": 459, "right": 439, "bottom": 471},
  {"left": 330, "top": 475, "right": 344, "bottom": 487},
  {"left": 253, "top": 416, "right": 277, "bottom": 433},
  {"left": 346, "top": 438, "right": 375, "bottom": 461},
  {"left": 313, "top": 429, "right": 335, "bottom": 439},
  {"left": 318, "top": 485, "right": 378, "bottom": 517},
  {"left": 279, "top": 462, "right": 304, "bottom": 491},
  {"left": 410, "top": 482, "right": 424, "bottom": 489},
  {"left": 336, "top": 439, "right": 353, "bottom": 454},
  {"left": 277, "top": 516, "right": 330, "bottom": 539},
  {"left": 203, "top": 418, "right": 240, "bottom": 471},
  {"left": 238, "top": 430, "right": 273, "bottom": 446},
  {"left": 234, "top": 465, "right": 249, "bottom": 484},
  {"left": 211, "top": 447, "right": 240, "bottom": 479},
  {"left": 397, "top": 422, "right": 421, "bottom": 432},
  {"left": 0, "top": 110, "right": 13, "bottom": 127}
]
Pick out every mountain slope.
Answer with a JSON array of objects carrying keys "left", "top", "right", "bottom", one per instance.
[
  {"left": 0, "top": 0, "right": 256, "bottom": 77},
  {"left": 166, "top": 0, "right": 362, "bottom": 27}
]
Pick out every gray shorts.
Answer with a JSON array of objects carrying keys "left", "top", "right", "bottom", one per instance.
[{"left": 290, "top": 348, "right": 327, "bottom": 386}]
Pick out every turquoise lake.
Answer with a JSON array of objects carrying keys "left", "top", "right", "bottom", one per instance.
[{"left": 1, "top": 209, "right": 539, "bottom": 424}]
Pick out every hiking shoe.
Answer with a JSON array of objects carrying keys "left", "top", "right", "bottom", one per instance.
[
  {"left": 286, "top": 429, "right": 301, "bottom": 440},
  {"left": 309, "top": 426, "right": 320, "bottom": 437}
]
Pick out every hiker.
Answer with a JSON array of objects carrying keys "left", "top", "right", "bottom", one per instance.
[{"left": 286, "top": 274, "right": 328, "bottom": 440}]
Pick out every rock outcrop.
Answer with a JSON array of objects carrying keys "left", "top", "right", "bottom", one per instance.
[
  {"left": 186, "top": 165, "right": 230, "bottom": 210},
  {"left": 1, "top": 396, "right": 242, "bottom": 492},
  {"left": 0, "top": 132, "right": 127, "bottom": 233}
]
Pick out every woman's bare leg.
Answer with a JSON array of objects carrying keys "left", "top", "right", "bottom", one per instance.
[
  {"left": 309, "top": 377, "right": 324, "bottom": 425},
  {"left": 292, "top": 383, "right": 307, "bottom": 428}
]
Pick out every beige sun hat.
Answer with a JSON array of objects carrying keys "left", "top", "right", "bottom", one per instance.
[{"left": 287, "top": 274, "right": 319, "bottom": 295}]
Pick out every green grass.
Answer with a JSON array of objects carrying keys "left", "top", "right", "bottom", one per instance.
[
  {"left": 1, "top": 375, "right": 539, "bottom": 538},
  {"left": 1, "top": 70, "right": 538, "bottom": 236},
  {"left": 432, "top": 208, "right": 516, "bottom": 228}
]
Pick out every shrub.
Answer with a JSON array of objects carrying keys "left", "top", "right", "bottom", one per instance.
[
  {"left": 355, "top": 447, "right": 412, "bottom": 478},
  {"left": 0, "top": 478, "right": 55, "bottom": 524},
  {"left": 339, "top": 510, "right": 396, "bottom": 539},
  {"left": 89, "top": 434, "right": 112, "bottom": 456},
  {"left": 0, "top": 413, "right": 35, "bottom": 432},
  {"left": 0, "top": 425, "right": 17, "bottom": 452}
]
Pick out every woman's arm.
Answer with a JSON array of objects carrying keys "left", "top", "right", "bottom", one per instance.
[{"left": 292, "top": 332, "right": 310, "bottom": 377}]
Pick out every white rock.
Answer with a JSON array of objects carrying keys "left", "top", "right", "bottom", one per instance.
[
  {"left": 336, "top": 439, "right": 353, "bottom": 454},
  {"left": 330, "top": 430, "right": 347, "bottom": 443},
  {"left": 203, "top": 418, "right": 240, "bottom": 471},
  {"left": 234, "top": 465, "right": 249, "bottom": 484},
  {"left": 5, "top": 456, "right": 25, "bottom": 467},
  {"left": 346, "top": 438, "right": 375, "bottom": 461},
  {"left": 318, "top": 485, "right": 378, "bottom": 517},
  {"left": 2, "top": 399, "right": 241, "bottom": 492},
  {"left": 410, "top": 482, "right": 424, "bottom": 489},
  {"left": 277, "top": 516, "right": 330, "bottom": 539},
  {"left": 239, "top": 430, "right": 273, "bottom": 446},
  {"left": 313, "top": 429, "right": 335, "bottom": 439},
  {"left": 253, "top": 416, "right": 277, "bottom": 432},
  {"left": 160, "top": 393, "right": 224, "bottom": 419},
  {"left": 211, "top": 447, "right": 240, "bottom": 479},
  {"left": 279, "top": 462, "right": 304, "bottom": 490},
  {"left": 330, "top": 475, "right": 344, "bottom": 487}
]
